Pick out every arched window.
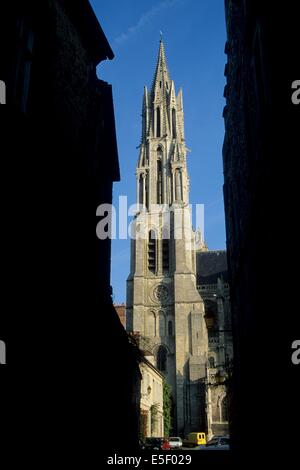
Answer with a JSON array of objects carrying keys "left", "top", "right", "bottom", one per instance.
[
  {"left": 172, "top": 108, "right": 176, "bottom": 138},
  {"left": 148, "top": 230, "right": 156, "bottom": 273},
  {"left": 156, "top": 107, "right": 161, "bottom": 137},
  {"left": 221, "top": 397, "right": 228, "bottom": 422},
  {"left": 157, "top": 345, "right": 167, "bottom": 372},
  {"left": 168, "top": 320, "right": 173, "bottom": 336},
  {"left": 209, "top": 356, "right": 215, "bottom": 368},
  {"left": 145, "top": 311, "right": 156, "bottom": 337}
]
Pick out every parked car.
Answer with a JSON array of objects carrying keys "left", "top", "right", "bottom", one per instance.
[
  {"left": 187, "top": 432, "right": 207, "bottom": 447},
  {"left": 168, "top": 437, "right": 183, "bottom": 449},
  {"left": 143, "top": 437, "right": 170, "bottom": 450},
  {"left": 195, "top": 435, "right": 230, "bottom": 450}
]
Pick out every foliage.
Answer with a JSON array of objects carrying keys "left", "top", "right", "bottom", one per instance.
[
  {"left": 150, "top": 402, "right": 160, "bottom": 434},
  {"left": 140, "top": 411, "right": 147, "bottom": 440},
  {"left": 163, "top": 379, "right": 172, "bottom": 437}
]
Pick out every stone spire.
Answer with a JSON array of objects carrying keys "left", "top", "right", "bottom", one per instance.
[
  {"left": 137, "top": 40, "right": 190, "bottom": 207},
  {"left": 151, "top": 39, "right": 171, "bottom": 97}
]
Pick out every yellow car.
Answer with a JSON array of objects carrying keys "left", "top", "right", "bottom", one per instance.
[{"left": 187, "top": 432, "right": 207, "bottom": 446}]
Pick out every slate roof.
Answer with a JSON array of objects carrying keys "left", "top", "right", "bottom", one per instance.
[{"left": 196, "top": 250, "right": 228, "bottom": 285}]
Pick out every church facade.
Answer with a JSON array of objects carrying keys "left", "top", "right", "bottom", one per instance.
[{"left": 126, "top": 41, "right": 232, "bottom": 437}]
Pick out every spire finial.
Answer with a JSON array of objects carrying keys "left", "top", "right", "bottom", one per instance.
[{"left": 160, "top": 30, "right": 163, "bottom": 41}]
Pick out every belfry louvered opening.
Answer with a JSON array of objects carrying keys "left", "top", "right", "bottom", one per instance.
[{"left": 148, "top": 230, "right": 156, "bottom": 273}]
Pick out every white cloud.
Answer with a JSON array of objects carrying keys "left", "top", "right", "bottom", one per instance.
[{"left": 114, "top": 0, "right": 183, "bottom": 45}]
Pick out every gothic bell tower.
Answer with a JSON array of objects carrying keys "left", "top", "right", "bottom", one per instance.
[{"left": 126, "top": 40, "right": 208, "bottom": 436}]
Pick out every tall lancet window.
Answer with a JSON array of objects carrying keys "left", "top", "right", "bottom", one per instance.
[
  {"left": 156, "top": 107, "right": 161, "bottom": 137},
  {"left": 139, "top": 174, "right": 143, "bottom": 206},
  {"left": 162, "top": 239, "right": 169, "bottom": 272},
  {"left": 175, "top": 168, "right": 182, "bottom": 201},
  {"left": 162, "top": 225, "right": 169, "bottom": 272},
  {"left": 157, "top": 148, "right": 163, "bottom": 204},
  {"left": 157, "top": 345, "right": 167, "bottom": 373},
  {"left": 148, "top": 230, "right": 156, "bottom": 273},
  {"left": 168, "top": 320, "right": 173, "bottom": 336},
  {"left": 221, "top": 397, "right": 229, "bottom": 422},
  {"left": 145, "top": 171, "right": 149, "bottom": 210},
  {"left": 172, "top": 108, "right": 176, "bottom": 138}
]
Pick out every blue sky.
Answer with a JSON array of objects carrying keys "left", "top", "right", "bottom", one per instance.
[{"left": 90, "top": 0, "right": 227, "bottom": 303}]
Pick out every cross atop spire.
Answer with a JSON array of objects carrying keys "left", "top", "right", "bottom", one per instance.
[{"left": 151, "top": 39, "right": 171, "bottom": 96}]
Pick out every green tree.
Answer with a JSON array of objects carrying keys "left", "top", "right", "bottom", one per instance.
[
  {"left": 140, "top": 411, "right": 148, "bottom": 440},
  {"left": 150, "top": 403, "right": 159, "bottom": 435},
  {"left": 163, "top": 380, "right": 172, "bottom": 437}
]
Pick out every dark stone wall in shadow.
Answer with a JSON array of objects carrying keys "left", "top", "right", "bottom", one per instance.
[
  {"left": 0, "top": 0, "right": 141, "bottom": 457},
  {"left": 223, "top": 0, "right": 300, "bottom": 463}
]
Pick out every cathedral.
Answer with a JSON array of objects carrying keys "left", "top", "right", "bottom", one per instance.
[{"left": 126, "top": 40, "right": 232, "bottom": 438}]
